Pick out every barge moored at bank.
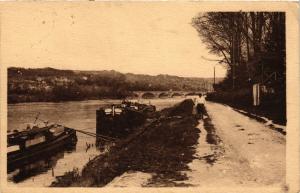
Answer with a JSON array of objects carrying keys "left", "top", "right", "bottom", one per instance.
[
  {"left": 7, "top": 124, "right": 77, "bottom": 171},
  {"left": 96, "top": 101, "right": 156, "bottom": 138}
]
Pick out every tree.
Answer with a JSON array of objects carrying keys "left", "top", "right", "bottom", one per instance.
[{"left": 192, "top": 12, "right": 285, "bottom": 91}]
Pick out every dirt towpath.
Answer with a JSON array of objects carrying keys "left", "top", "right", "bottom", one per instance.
[
  {"left": 108, "top": 101, "right": 286, "bottom": 188},
  {"left": 183, "top": 101, "right": 285, "bottom": 187},
  {"left": 51, "top": 100, "right": 285, "bottom": 188}
]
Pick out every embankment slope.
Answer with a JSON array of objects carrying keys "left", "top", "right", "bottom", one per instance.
[{"left": 51, "top": 99, "right": 199, "bottom": 187}]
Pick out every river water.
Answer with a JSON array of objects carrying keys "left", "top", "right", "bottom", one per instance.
[{"left": 7, "top": 98, "right": 185, "bottom": 187}]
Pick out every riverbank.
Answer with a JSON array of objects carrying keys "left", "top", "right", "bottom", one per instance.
[
  {"left": 51, "top": 99, "right": 199, "bottom": 187},
  {"left": 8, "top": 67, "right": 213, "bottom": 104}
]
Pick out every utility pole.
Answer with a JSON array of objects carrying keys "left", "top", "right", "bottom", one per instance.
[
  {"left": 232, "top": 34, "right": 235, "bottom": 90},
  {"left": 232, "top": 14, "right": 236, "bottom": 90},
  {"left": 200, "top": 56, "right": 222, "bottom": 91},
  {"left": 214, "top": 66, "right": 216, "bottom": 85}
]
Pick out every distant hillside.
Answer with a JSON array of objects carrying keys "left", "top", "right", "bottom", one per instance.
[{"left": 8, "top": 67, "right": 223, "bottom": 103}]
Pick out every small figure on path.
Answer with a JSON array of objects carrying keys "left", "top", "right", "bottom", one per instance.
[{"left": 194, "top": 93, "right": 205, "bottom": 119}]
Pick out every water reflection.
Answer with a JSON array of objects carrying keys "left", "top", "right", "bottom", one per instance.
[
  {"left": 7, "top": 98, "right": 184, "bottom": 186},
  {"left": 8, "top": 144, "right": 76, "bottom": 183}
]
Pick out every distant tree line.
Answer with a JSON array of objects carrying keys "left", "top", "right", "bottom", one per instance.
[{"left": 8, "top": 67, "right": 216, "bottom": 103}]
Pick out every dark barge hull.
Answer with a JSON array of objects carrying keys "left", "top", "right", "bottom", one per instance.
[
  {"left": 7, "top": 127, "right": 77, "bottom": 172},
  {"left": 96, "top": 108, "right": 146, "bottom": 138}
]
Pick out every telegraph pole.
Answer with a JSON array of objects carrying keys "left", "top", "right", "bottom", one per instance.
[
  {"left": 232, "top": 34, "right": 235, "bottom": 90},
  {"left": 201, "top": 56, "right": 222, "bottom": 90},
  {"left": 213, "top": 66, "right": 216, "bottom": 85},
  {"left": 232, "top": 13, "right": 236, "bottom": 90}
]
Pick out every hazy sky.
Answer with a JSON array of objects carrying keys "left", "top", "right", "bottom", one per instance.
[{"left": 1, "top": 3, "right": 226, "bottom": 78}]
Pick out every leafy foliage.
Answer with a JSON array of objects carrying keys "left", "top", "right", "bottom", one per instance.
[{"left": 192, "top": 12, "right": 285, "bottom": 90}]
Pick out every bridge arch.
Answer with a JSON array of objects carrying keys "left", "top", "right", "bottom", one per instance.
[
  {"left": 171, "top": 93, "right": 183, "bottom": 98},
  {"left": 158, "top": 92, "right": 169, "bottom": 98},
  {"left": 141, "top": 92, "right": 155, "bottom": 99}
]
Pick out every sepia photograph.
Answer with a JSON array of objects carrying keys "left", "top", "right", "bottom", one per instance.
[{"left": 0, "top": 2, "right": 299, "bottom": 193}]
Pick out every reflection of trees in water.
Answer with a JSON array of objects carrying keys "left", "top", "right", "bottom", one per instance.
[{"left": 8, "top": 145, "right": 76, "bottom": 183}]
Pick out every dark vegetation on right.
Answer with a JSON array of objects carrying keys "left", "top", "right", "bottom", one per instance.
[{"left": 192, "top": 12, "right": 286, "bottom": 125}]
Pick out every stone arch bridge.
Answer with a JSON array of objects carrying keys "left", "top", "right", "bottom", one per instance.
[{"left": 131, "top": 91, "right": 205, "bottom": 99}]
